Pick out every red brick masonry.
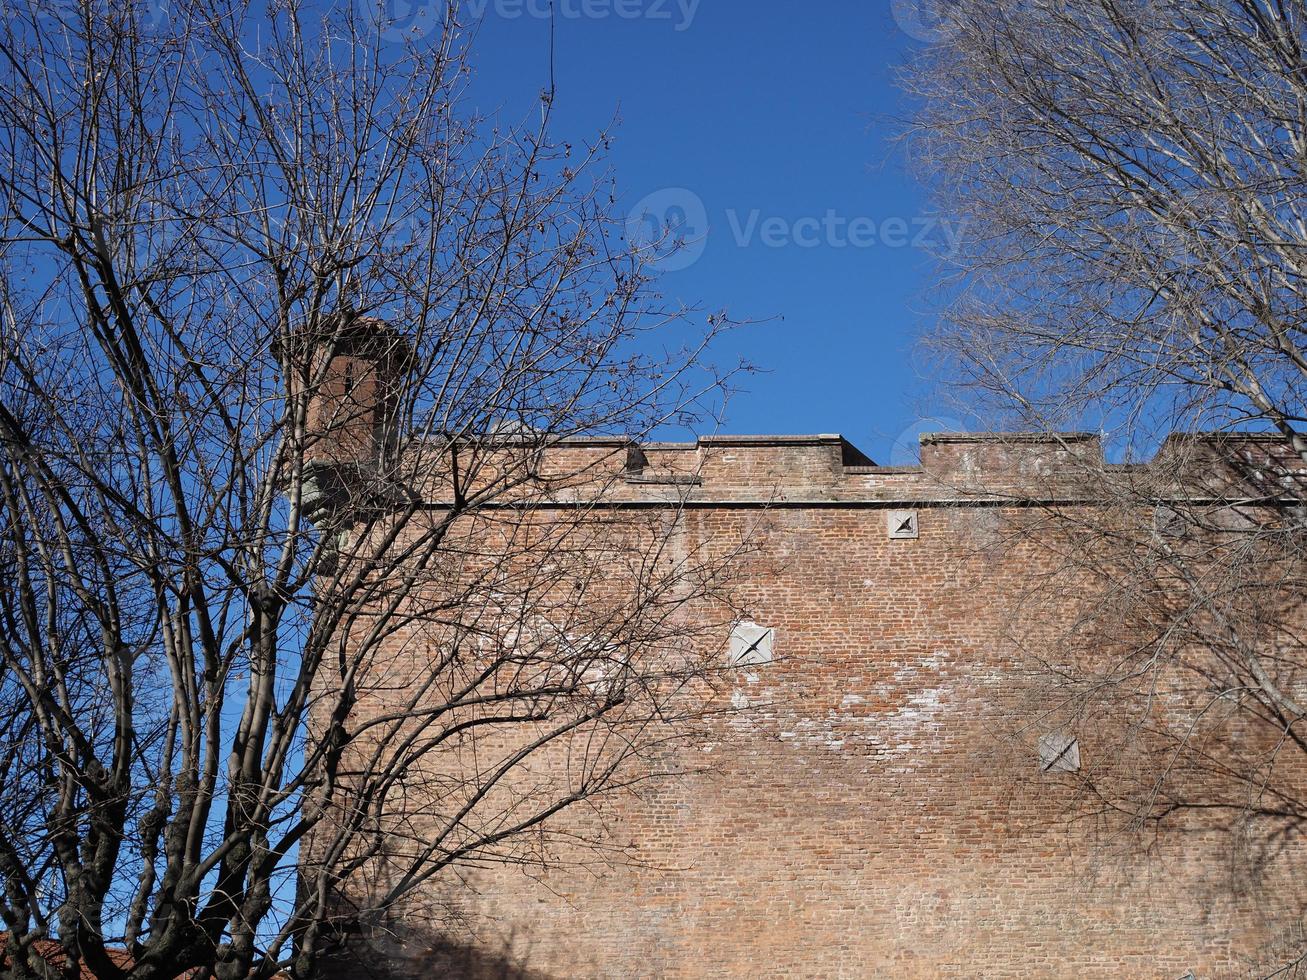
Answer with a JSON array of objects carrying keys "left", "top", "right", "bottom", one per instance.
[{"left": 319, "top": 430, "right": 1306, "bottom": 979}]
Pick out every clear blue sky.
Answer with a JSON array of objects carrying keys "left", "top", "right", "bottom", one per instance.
[{"left": 455, "top": 0, "right": 957, "bottom": 464}]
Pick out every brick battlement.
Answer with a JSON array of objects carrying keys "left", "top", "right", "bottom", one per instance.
[
  {"left": 595, "top": 432, "right": 1100, "bottom": 501},
  {"left": 403, "top": 431, "right": 1306, "bottom": 509}
]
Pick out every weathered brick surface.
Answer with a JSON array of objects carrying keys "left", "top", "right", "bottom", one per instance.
[{"left": 319, "top": 431, "right": 1305, "bottom": 979}]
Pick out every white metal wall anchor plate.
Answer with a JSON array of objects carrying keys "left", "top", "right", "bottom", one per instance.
[
  {"left": 887, "top": 510, "right": 919, "bottom": 539},
  {"left": 729, "top": 621, "right": 775, "bottom": 667}
]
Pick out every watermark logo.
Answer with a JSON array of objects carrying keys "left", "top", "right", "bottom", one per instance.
[
  {"left": 138, "top": 0, "right": 170, "bottom": 31},
  {"left": 626, "top": 187, "right": 710, "bottom": 273},
  {"left": 626, "top": 188, "right": 967, "bottom": 273},
  {"left": 362, "top": 0, "right": 442, "bottom": 42},
  {"left": 889, "top": 416, "right": 965, "bottom": 466},
  {"left": 891, "top": 0, "right": 960, "bottom": 43}
]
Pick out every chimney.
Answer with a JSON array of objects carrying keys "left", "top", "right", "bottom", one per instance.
[{"left": 297, "top": 313, "right": 413, "bottom": 516}]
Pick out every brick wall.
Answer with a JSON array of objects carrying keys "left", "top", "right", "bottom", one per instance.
[{"left": 319, "top": 432, "right": 1306, "bottom": 979}]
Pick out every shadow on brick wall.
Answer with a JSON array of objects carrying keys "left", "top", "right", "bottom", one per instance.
[{"left": 319, "top": 925, "right": 568, "bottom": 980}]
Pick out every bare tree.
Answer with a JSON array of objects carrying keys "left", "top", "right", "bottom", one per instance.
[
  {"left": 907, "top": 0, "right": 1307, "bottom": 450},
  {"left": 0, "top": 1, "right": 744, "bottom": 977},
  {"left": 904, "top": 0, "right": 1307, "bottom": 968}
]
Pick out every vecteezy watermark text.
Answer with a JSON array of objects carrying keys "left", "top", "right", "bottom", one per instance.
[
  {"left": 364, "top": 0, "right": 702, "bottom": 40},
  {"left": 32, "top": 0, "right": 171, "bottom": 32},
  {"left": 466, "top": 0, "right": 700, "bottom": 29},
  {"left": 627, "top": 188, "right": 967, "bottom": 273},
  {"left": 726, "top": 209, "right": 964, "bottom": 252}
]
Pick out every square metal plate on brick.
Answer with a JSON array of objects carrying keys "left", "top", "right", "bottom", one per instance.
[
  {"left": 729, "top": 621, "right": 775, "bottom": 667},
  {"left": 887, "top": 510, "right": 919, "bottom": 539},
  {"left": 1038, "top": 732, "right": 1081, "bottom": 773}
]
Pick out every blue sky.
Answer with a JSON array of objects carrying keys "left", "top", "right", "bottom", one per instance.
[{"left": 453, "top": 0, "right": 958, "bottom": 464}]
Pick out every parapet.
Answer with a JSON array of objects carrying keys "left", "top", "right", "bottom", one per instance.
[
  {"left": 916, "top": 432, "right": 1102, "bottom": 481},
  {"left": 603, "top": 431, "right": 1105, "bottom": 504},
  {"left": 507, "top": 430, "right": 1306, "bottom": 507}
]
